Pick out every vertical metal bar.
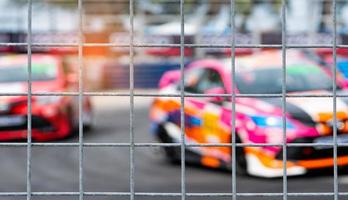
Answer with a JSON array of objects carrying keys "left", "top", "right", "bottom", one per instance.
[
  {"left": 332, "top": 0, "right": 338, "bottom": 200},
  {"left": 281, "top": 1, "right": 287, "bottom": 200},
  {"left": 179, "top": 0, "right": 186, "bottom": 200},
  {"left": 26, "top": 0, "right": 33, "bottom": 200},
  {"left": 77, "top": 0, "right": 84, "bottom": 200},
  {"left": 129, "top": 0, "right": 135, "bottom": 199},
  {"left": 230, "top": 0, "right": 237, "bottom": 200}
]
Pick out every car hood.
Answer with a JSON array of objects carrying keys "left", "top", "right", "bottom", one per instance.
[
  {"left": 0, "top": 81, "right": 62, "bottom": 92},
  {"left": 257, "top": 90, "right": 348, "bottom": 126},
  {"left": 0, "top": 81, "right": 63, "bottom": 103}
]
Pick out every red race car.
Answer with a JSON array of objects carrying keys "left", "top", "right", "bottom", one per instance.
[{"left": 0, "top": 54, "right": 93, "bottom": 141}]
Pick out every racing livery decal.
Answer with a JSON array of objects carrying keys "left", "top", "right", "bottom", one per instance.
[{"left": 150, "top": 50, "right": 348, "bottom": 177}]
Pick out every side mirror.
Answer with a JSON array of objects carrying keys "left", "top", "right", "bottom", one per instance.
[
  {"left": 204, "top": 87, "right": 226, "bottom": 103},
  {"left": 66, "top": 73, "right": 78, "bottom": 85}
]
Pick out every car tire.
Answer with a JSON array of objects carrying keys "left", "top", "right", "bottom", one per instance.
[
  {"left": 83, "top": 110, "right": 94, "bottom": 132},
  {"left": 234, "top": 134, "right": 248, "bottom": 176},
  {"left": 66, "top": 105, "right": 79, "bottom": 136},
  {"left": 157, "top": 125, "right": 181, "bottom": 164},
  {"left": 67, "top": 104, "right": 94, "bottom": 133}
]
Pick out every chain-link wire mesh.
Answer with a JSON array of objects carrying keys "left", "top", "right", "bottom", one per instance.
[{"left": 0, "top": 0, "right": 345, "bottom": 199}]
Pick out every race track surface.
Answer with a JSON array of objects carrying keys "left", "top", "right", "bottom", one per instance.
[{"left": 0, "top": 96, "right": 347, "bottom": 200}]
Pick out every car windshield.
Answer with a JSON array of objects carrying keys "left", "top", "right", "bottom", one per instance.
[
  {"left": 236, "top": 65, "right": 334, "bottom": 94},
  {"left": 0, "top": 63, "right": 57, "bottom": 83}
]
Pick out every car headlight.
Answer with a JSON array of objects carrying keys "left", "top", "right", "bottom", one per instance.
[
  {"left": 251, "top": 115, "right": 295, "bottom": 129},
  {"left": 36, "top": 96, "right": 62, "bottom": 105}
]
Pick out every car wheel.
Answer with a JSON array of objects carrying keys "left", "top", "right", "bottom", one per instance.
[
  {"left": 234, "top": 135, "right": 248, "bottom": 175},
  {"left": 83, "top": 110, "right": 94, "bottom": 132},
  {"left": 66, "top": 105, "right": 79, "bottom": 136},
  {"left": 157, "top": 124, "right": 181, "bottom": 164}
]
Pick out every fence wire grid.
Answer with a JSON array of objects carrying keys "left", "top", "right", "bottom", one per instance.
[{"left": 0, "top": 0, "right": 345, "bottom": 199}]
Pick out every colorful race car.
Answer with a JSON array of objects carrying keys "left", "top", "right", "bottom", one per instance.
[
  {"left": 0, "top": 54, "right": 93, "bottom": 141},
  {"left": 150, "top": 50, "right": 348, "bottom": 177}
]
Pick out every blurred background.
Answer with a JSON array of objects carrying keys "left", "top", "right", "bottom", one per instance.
[
  {"left": 0, "top": 0, "right": 348, "bottom": 200},
  {"left": 2, "top": 0, "right": 348, "bottom": 90}
]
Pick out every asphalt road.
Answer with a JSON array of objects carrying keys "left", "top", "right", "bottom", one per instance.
[{"left": 0, "top": 95, "right": 348, "bottom": 200}]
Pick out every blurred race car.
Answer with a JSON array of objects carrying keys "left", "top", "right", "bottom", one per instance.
[
  {"left": 150, "top": 50, "right": 348, "bottom": 177},
  {"left": 0, "top": 54, "right": 93, "bottom": 141}
]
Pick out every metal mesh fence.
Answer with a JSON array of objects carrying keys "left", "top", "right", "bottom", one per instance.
[{"left": 0, "top": 0, "right": 345, "bottom": 199}]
